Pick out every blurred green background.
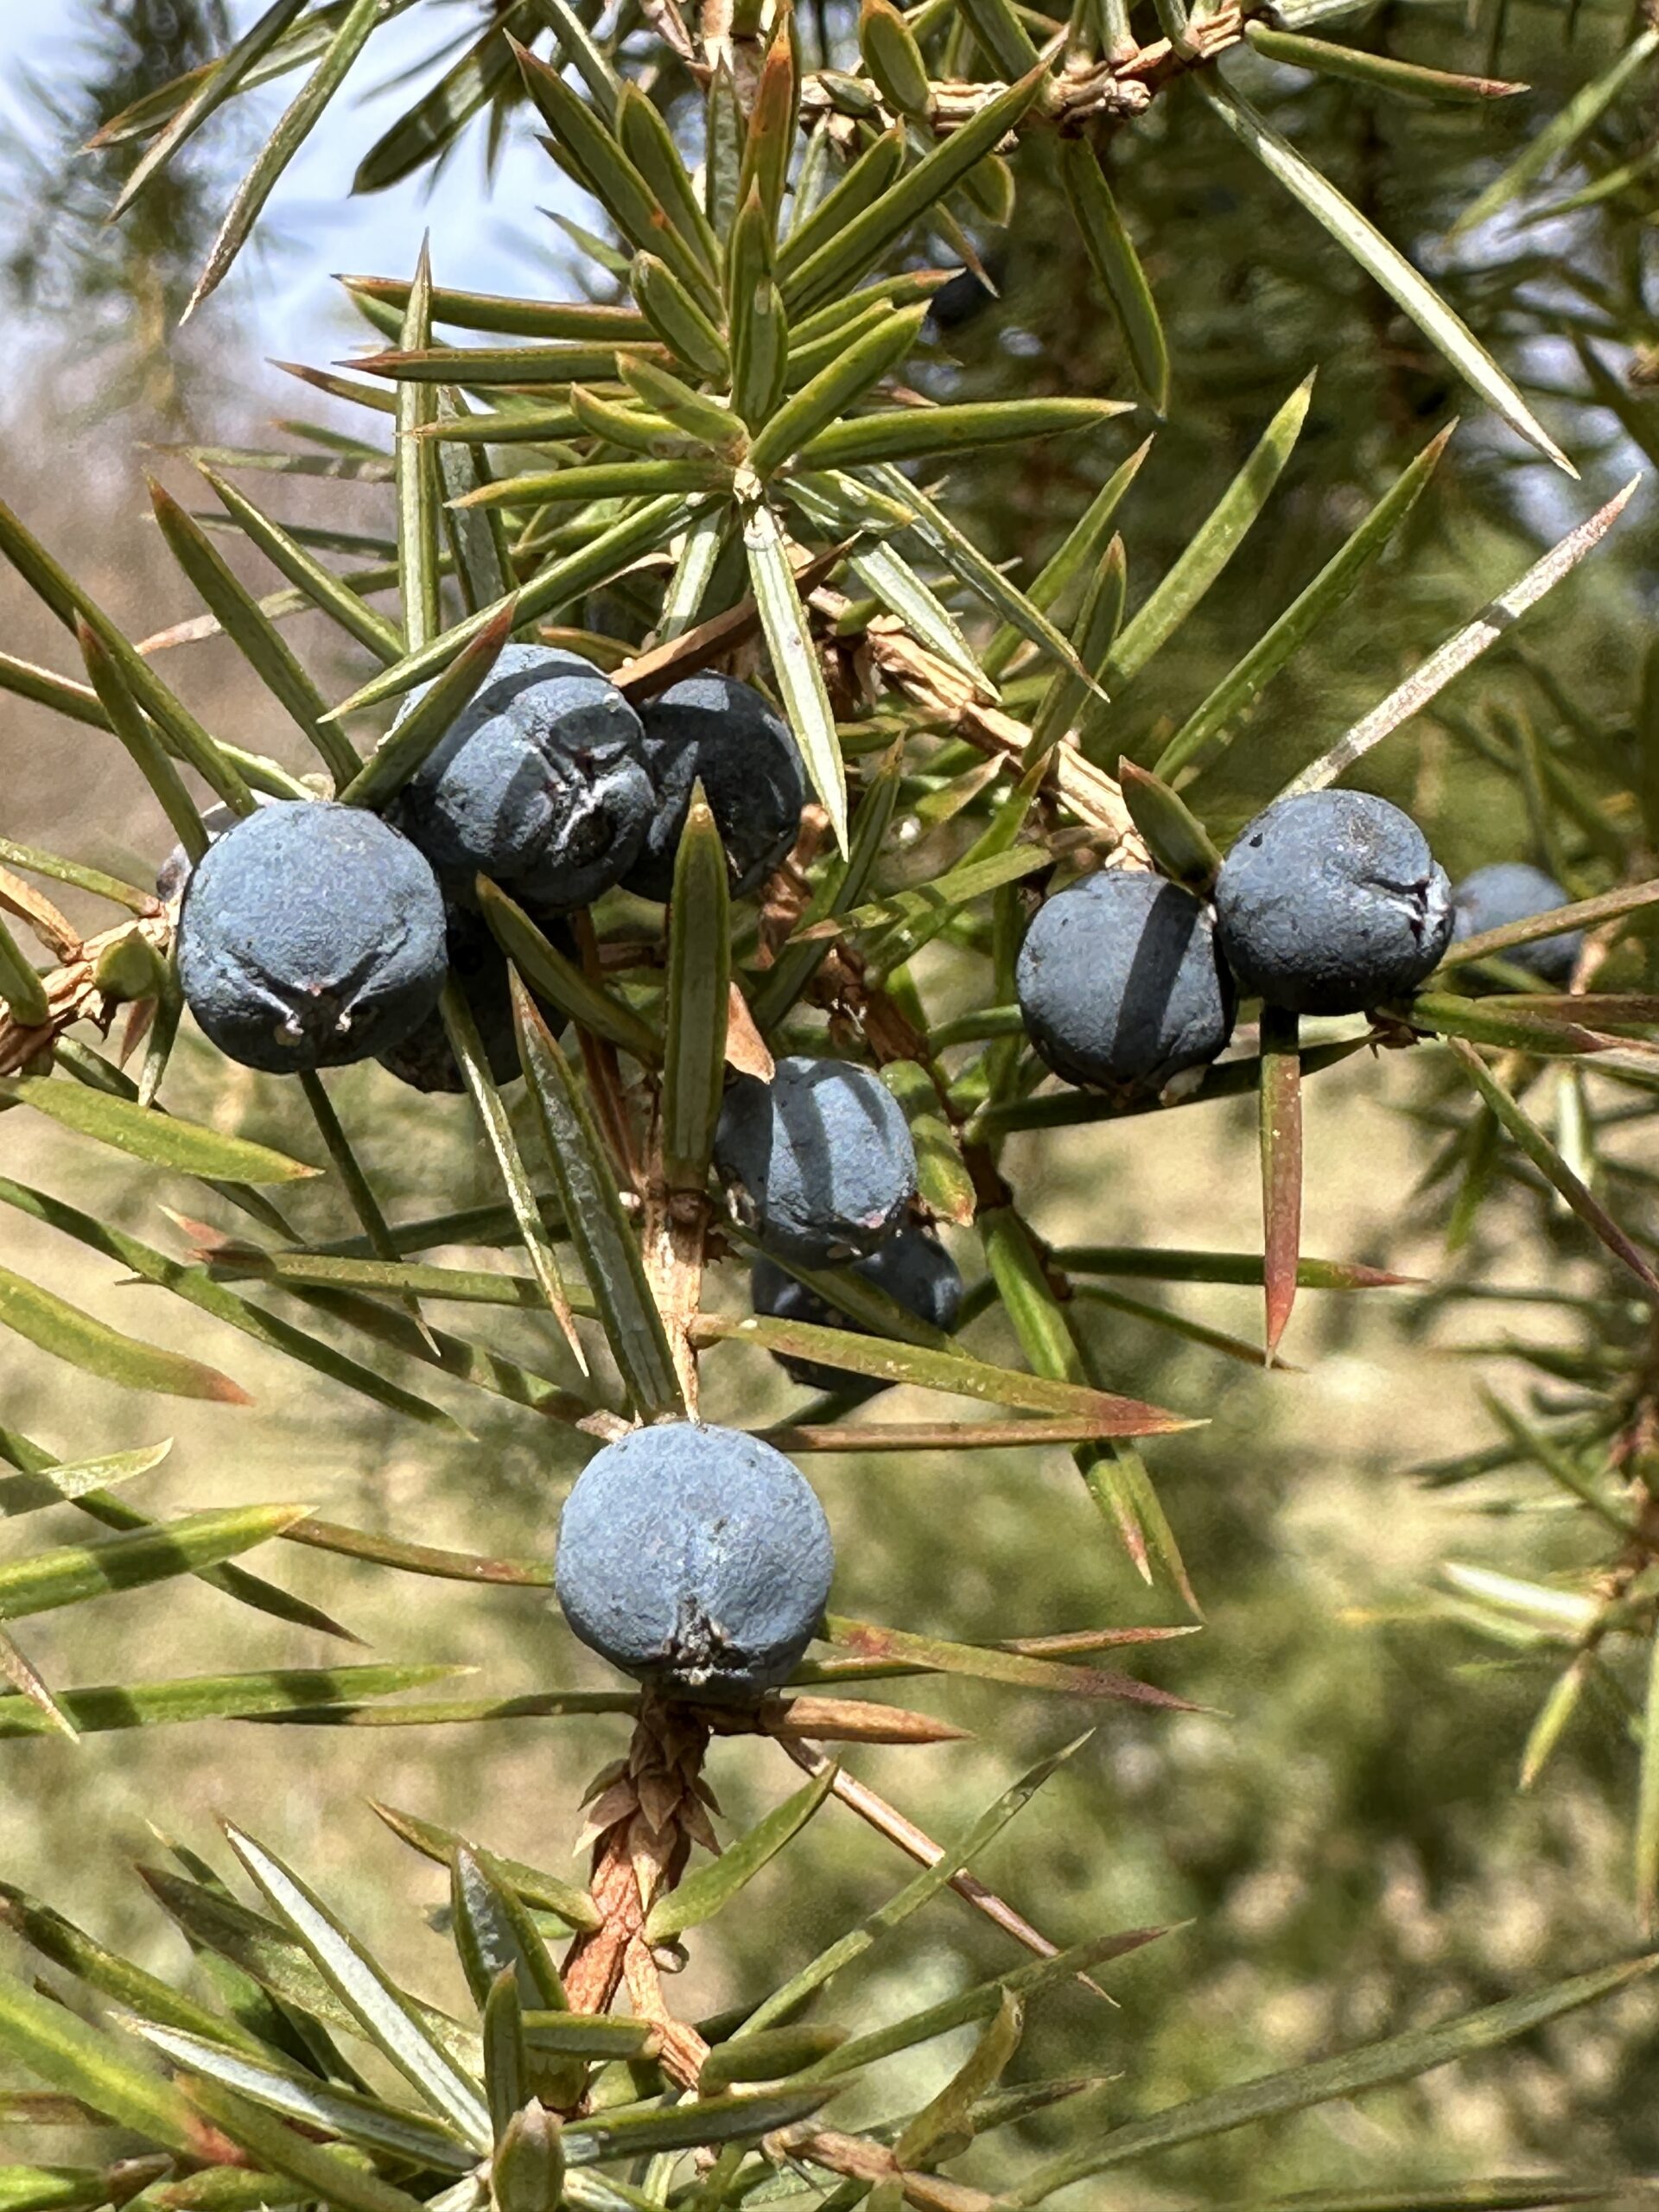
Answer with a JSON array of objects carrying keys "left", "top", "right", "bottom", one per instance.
[{"left": 5, "top": 0, "right": 1659, "bottom": 2200}]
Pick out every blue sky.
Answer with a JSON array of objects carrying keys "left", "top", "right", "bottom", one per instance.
[{"left": 0, "top": 9, "right": 582, "bottom": 361}]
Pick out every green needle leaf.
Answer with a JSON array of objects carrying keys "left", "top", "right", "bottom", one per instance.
[
  {"left": 451, "top": 1847, "right": 567, "bottom": 2016},
  {"left": 477, "top": 880, "right": 661, "bottom": 1062},
  {"left": 0, "top": 1175, "right": 462, "bottom": 1435},
  {"left": 436, "top": 391, "right": 521, "bottom": 614},
  {"left": 777, "top": 124, "right": 906, "bottom": 282},
  {"left": 201, "top": 469, "right": 406, "bottom": 664},
  {"left": 897, "top": 1990, "right": 1023, "bottom": 2167},
  {"left": 222, "top": 1826, "right": 493, "bottom": 2151},
  {"left": 354, "top": 340, "right": 640, "bottom": 388},
  {"left": 744, "top": 493, "right": 848, "bottom": 849},
  {"left": 784, "top": 293, "right": 905, "bottom": 391},
  {"left": 0, "top": 500, "right": 255, "bottom": 814},
  {"left": 456, "top": 459, "right": 728, "bottom": 510},
  {"left": 797, "top": 1929, "right": 1159, "bottom": 2082},
  {"left": 492, "top": 2098, "right": 565, "bottom": 2212},
  {"left": 847, "top": 536, "right": 988, "bottom": 692},
  {"left": 662, "top": 789, "right": 730, "bottom": 1194},
  {"left": 957, "top": 0, "right": 1042, "bottom": 74},
  {"left": 92, "top": 3, "right": 345, "bottom": 149},
  {"left": 1244, "top": 21, "right": 1528, "bottom": 101},
  {"left": 1402, "top": 994, "right": 1612, "bottom": 1058},
  {"left": 747, "top": 307, "right": 925, "bottom": 477},
  {"left": 137, "top": 1866, "right": 477, "bottom": 2063},
  {"left": 512, "top": 976, "right": 683, "bottom": 1420},
  {"left": 1058, "top": 139, "right": 1168, "bottom": 414},
  {"left": 511, "top": 39, "right": 717, "bottom": 306},
  {"left": 0, "top": 836, "right": 154, "bottom": 919},
  {"left": 692, "top": 1310, "right": 1196, "bottom": 1429},
  {"left": 563, "top": 2086, "right": 837, "bottom": 2165},
  {"left": 1521, "top": 1658, "right": 1592, "bottom": 1794},
  {"left": 796, "top": 397, "right": 1129, "bottom": 471},
  {"left": 1102, "top": 375, "right": 1313, "bottom": 711},
  {"left": 323, "top": 496, "right": 689, "bottom": 717},
  {"left": 859, "top": 0, "right": 931, "bottom": 114},
  {"left": 481, "top": 1972, "right": 527, "bottom": 2145},
  {"left": 520, "top": 0, "right": 620, "bottom": 118},
  {"left": 1442, "top": 1037, "right": 1659, "bottom": 1306},
  {"left": 185, "top": 0, "right": 384, "bottom": 318},
  {"left": 440, "top": 977, "right": 587, "bottom": 1373},
  {"left": 1005, "top": 1952, "right": 1659, "bottom": 2200},
  {"left": 613, "top": 357, "right": 746, "bottom": 455},
  {"left": 1116, "top": 766, "right": 1223, "bottom": 891},
  {"left": 353, "top": 3, "right": 533, "bottom": 194},
  {"left": 645, "top": 1767, "right": 836, "bottom": 1941},
  {"left": 0, "top": 1263, "right": 253, "bottom": 1404},
  {"left": 0, "top": 1965, "right": 198, "bottom": 2154},
  {"left": 178, "top": 2080, "right": 433, "bottom": 2212},
  {"left": 0, "top": 1077, "right": 319, "bottom": 1184},
  {"left": 865, "top": 462, "right": 1100, "bottom": 685},
  {"left": 823, "top": 1616, "right": 1193, "bottom": 1710},
  {"left": 740, "top": 1734, "right": 1094, "bottom": 2035},
  {"left": 1052, "top": 1246, "right": 1412, "bottom": 1292},
  {"left": 0, "top": 1504, "right": 310, "bottom": 1624},
  {"left": 728, "top": 188, "right": 790, "bottom": 430},
  {"left": 146, "top": 481, "right": 359, "bottom": 787},
  {"left": 785, "top": 66, "right": 1048, "bottom": 313},
  {"left": 369, "top": 1802, "right": 601, "bottom": 1931},
  {"left": 631, "top": 253, "right": 728, "bottom": 379},
  {"left": 107, "top": 0, "right": 311, "bottom": 219},
  {"left": 337, "top": 595, "right": 518, "bottom": 805},
  {"left": 1158, "top": 422, "right": 1453, "bottom": 783},
  {"left": 616, "top": 85, "right": 722, "bottom": 275},
  {"left": 0, "top": 1426, "right": 356, "bottom": 1648},
  {"left": 1451, "top": 24, "right": 1659, "bottom": 236},
  {"left": 282, "top": 1516, "right": 552, "bottom": 1581},
  {"left": 0, "top": 1665, "right": 468, "bottom": 1741},
  {"left": 0, "top": 919, "right": 49, "bottom": 1028},
  {"left": 657, "top": 502, "right": 730, "bottom": 641},
  {"left": 129, "top": 2022, "right": 474, "bottom": 2172},
  {"left": 788, "top": 468, "right": 988, "bottom": 690},
  {"left": 1027, "top": 537, "right": 1125, "bottom": 760},
  {"left": 1282, "top": 479, "right": 1640, "bottom": 797},
  {"left": 982, "top": 438, "right": 1152, "bottom": 678},
  {"left": 698, "top": 2023, "right": 848, "bottom": 2093},
  {"left": 0, "top": 1440, "right": 173, "bottom": 1521},
  {"left": 396, "top": 239, "right": 442, "bottom": 653},
  {"left": 1195, "top": 75, "right": 1574, "bottom": 474}
]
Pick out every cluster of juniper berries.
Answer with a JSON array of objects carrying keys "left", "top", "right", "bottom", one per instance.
[{"left": 160, "top": 654, "right": 1581, "bottom": 1702}]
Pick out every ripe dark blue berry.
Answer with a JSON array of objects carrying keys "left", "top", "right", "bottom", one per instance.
[
  {"left": 622, "top": 675, "right": 804, "bottom": 905},
  {"left": 391, "top": 643, "right": 653, "bottom": 912},
  {"left": 554, "top": 1424, "right": 834, "bottom": 1700},
  {"left": 1451, "top": 862, "right": 1582, "bottom": 986},
  {"left": 1214, "top": 790, "right": 1453, "bottom": 1016},
  {"left": 1015, "top": 868, "right": 1235, "bottom": 1098},
  {"left": 715, "top": 1056, "right": 918, "bottom": 1267},
  {"left": 752, "top": 1226, "right": 964, "bottom": 1400},
  {"left": 925, "top": 254, "right": 1006, "bottom": 335},
  {"left": 177, "top": 801, "right": 447, "bottom": 1073}
]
